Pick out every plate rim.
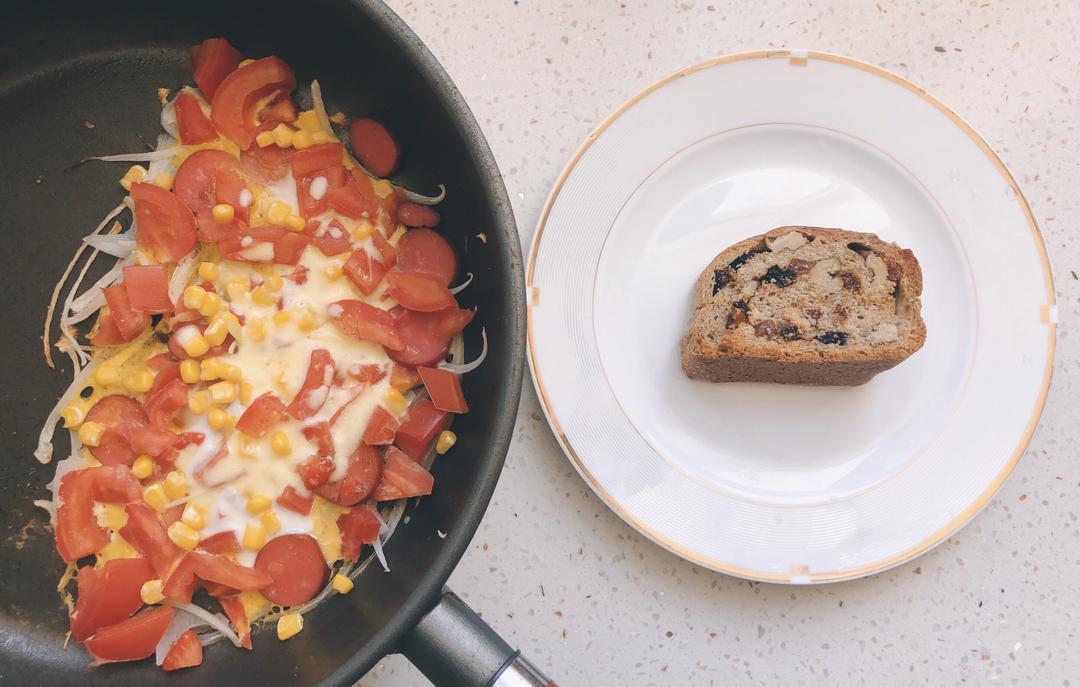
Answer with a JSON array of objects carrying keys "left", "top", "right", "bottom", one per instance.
[{"left": 525, "top": 49, "right": 1057, "bottom": 583}]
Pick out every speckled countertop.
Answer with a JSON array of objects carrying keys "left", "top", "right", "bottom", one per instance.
[{"left": 365, "top": 2, "right": 1079, "bottom": 685}]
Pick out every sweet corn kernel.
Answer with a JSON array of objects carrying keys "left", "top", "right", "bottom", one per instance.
[
  {"left": 123, "top": 369, "right": 154, "bottom": 394},
  {"left": 182, "top": 285, "right": 207, "bottom": 310},
  {"left": 143, "top": 483, "right": 168, "bottom": 512},
  {"left": 163, "top": 471, "right": 188, "bottom": 500},
  {"left": 284, "top": 214, "right": 306, "bottom": 231},
  {"left": 311, "top": 131, "right": 331, "bottom": 144},
  {"left": 246, "top": 494, "right": 271, "bottom": 514},
  {"left": 204, "top": 318, "right": 229, "bottom": 346},
  {"left": 153, "top": 172, "right": 174, "bottom": 190},
  {"left": 209, "top": 381, "right": 237, "bottom": 404},
  {"left": 297, "top": 309, "right": 320, "bottom": 332},
  {"left": 95, "top": 364, "right": 120, "bottom": 386},
  {"left": 187, "top": 389, "right": 212, "bottom": 414},
  {"left": 131, "top": 455, "right": 154, "bottom": 479},
  {"left": 78, "top": 421, "right": 105, "bottom": 447},
  {"left": 383, "top": 388, "right": 408, "bottom": 416},
  {"left": 199, "top": 292, "right": 222, "bottom": 317},
  {"left": 238, "top": 58, "right": 255, "bottom": 68},
  {"left": 267, "top": 201, "right": 291, "bottom": 224},
  {"left": 251, "top": 285, "right": 277, "bottom": 307},
  {"left": 120, "top": 165, "right": 146, "bottom": 190},
  {"left": 264, "top": 274, "right": 284, "bottom": 292},
  {"left": 177, "top": 327, "right": 210, "bottom": 357},
  {"left": 212, "top": 203, "right": 235, "bottom": 223},
  {"left": 179, "top": 359, "right": 201, "bottom": 384},
  {"left": 180, "top": 503, "right": 205, "bottom": 530},
  {"left": 372, "top": 179, "right": 394, "bottom": 199},
  {"left": 60, "top": 404, "right": 86, "bottom": 429},
  {"left": 323, "top": 263, "right": 342, "bottom": 281},
  {"left": 97, "top": 504, "right": 128, "bottom": 530},
  {"left": 270, "top": 430, "right": 291, "bottom": 456},
  {"left": 217, "top": 312, "right": 243, "bottom": 340},
  {"left": 238, "top": 381, "right": 254, "bottom": 405},
  {"left": 297, "top": 110, "right": 320, "bottom": 132},
  {"left": 246, "top": 317, "right": 266, "bottom": 342},
  {"left": 255, "top": 130, "right": 275, "bottom": 148},
  {"left": 260, "top": 510, "right": 281, "bottom": 535},
  {"left": 271, "top": 123, "right": 294, "bottom": 148},
  {"left": 331, "top": 574, "right": 354, "bottom": 595},
  {"left": 140, "top": 579, "right": 165, "bottom": 605},
  {"left": 277, "top": 613, "right": 304, "bottom": 641},
  {"left": 226, "top": 277, "right": 250, "bottom": 302},
  {"left": 351, "top": 220, "right": 374, "bottom": 241},
  {"left": 272, "top": 310, "right": 291, "bottom": 326},
  {"left": 207, "top": 407, "right": 229, "bottom": 431},
  {"left": 199, "top": 358, "right": 222, "bottom": 382},
  {"left": 218, "top": 362, "right": 242, "bottom": 383},
  {"left": 198, "top": 261, "right": 219, "bottom": 281},
  {"left": 167, "top": 521, "right": 199, "bottom": 550},
  {"left": 436, "top": 430, "right": 457, "bottom": 455},
  {"left": 242, "top": 523, "right": 266, "bottom": 550},
  {"left": 291, "top": 129, "right": 314, "bottom": 150}
]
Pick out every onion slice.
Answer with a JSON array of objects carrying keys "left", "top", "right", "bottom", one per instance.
[
  {"left": 82, "top": 233, "right": 135, "bottom": 258},
  {"left": 404, "top": 184, "right": 446, "bottom": 206},
  {"left": 448, "top": 272, "right": 473, "bottom": 295},
  {"left": 155, "top": 608, "right": 206, "bottom": 666},
  {"left": 34, "top": 362, "right": 100, "bottom": 464},
  {"left": 83, "top": 147, "right": 180, "bottom": 163},
  {"left": 439, "top": 328, "right": 487, "bottom": 374},
  {"left": 162, "top": 600, "right": 242, "bottom": 648}
]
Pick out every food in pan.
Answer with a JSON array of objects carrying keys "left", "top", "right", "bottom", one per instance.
[
  {"left": 680, "top": 226, "right": 925, "bottom": 385},
  {"left": 36, "top": 37, "right": 485, "bottom": 670}
]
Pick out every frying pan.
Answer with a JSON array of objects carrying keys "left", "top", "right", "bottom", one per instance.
[{"left": 0, "top": 1, "right": 549, "bottom": 685}]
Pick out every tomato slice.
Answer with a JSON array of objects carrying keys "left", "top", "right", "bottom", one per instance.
[
  {"left": 90, "top": 309, "right": 127, "bottom": 346},
  {"left": 84, "top": 395, "right": 149, "bottom": 466},
  {"left": 301, "top": 422, "right": 335, "bottom": 457},
  {"left": 164, "top": 551, "right": 273, "bottom": 604},
  {"left": 397, "top": 202, "right": 441, "bottom": 228},
  {"left": 325, "top": 171, "right": 383, "bottom": 219},
  {"left": 122, "top": 265, "right": 173, "bottom": 314},
  {"left": 348, "top": 118, "right": 399, "bottom": 178},
  {"left": 287, "top": 349, "right": 336, "bottom": 420},
  {"left": 240, "top": 144, "right": 291, "bottom": 183},
  {"left": 84, "top": 605, "right": 175, "bottom": 665},
  {"left": 92, "top": 464, "right": 143, "bottom": 503},
  {"left": 70, "top": 558, "right": 155, "bottom": 642},
  {"left": 235, "top": 392, "right": 288, "bottom": 437},
  {"left": 219, "top": 225, "right": 308, "bottom": 265},
  {"left": 254, "top": 534, "right": 328, "bottom": 606},
  {"left": 343, "top": 248, "right": 387, "bottom": 296},
  {"left": 337, "top": 505, "right": 382, "bottom": 561},
  {"left": 162, "top": 629, "right": 204, "bottom": 671},
  {"left": 389, "top": 364, "right": 422, "bottom": 392},
  {"left": 328, "top": 299, "right": 403, "bottom": 350},
  {"left": 418, "top": 367, "right": 468, "bottom": 413},
  {"left": 120, "top": 503, "right": 184, "bottom": 578},
  {"left": 103, "top": 284, "right": 150, "bottom": 341},
  {"left": 314, "top": 444, "right": 382, "bottom": 506},
  {"left": 290, "top": 142, "right": 344, "bottom": 178},
  {"left": 374, "top": 446, "right": 434, "bottom": 501},
  {"left": 297, "top": 454, "right": 335, "bottom": 489},
  {"left": 196, "top": 207, "right": 245, "bottom": 244},
  {"left": 130, "top": 183, "right": 198, "bottom": 263},
  {"left": 174, "top": 149, "right": 248, "bottom": 218},
  {"left": 198, "top": 530, "right": 241, "bottom": 555},
  {"left": 55, "top": 469, "right": 109, "bottom": 562},
  {"left": 211, "top": 57, "right": 296, "bottom": 150},
  {"left": 387, "top": 307, "right": 474, "bottom": 367},
  {"left": 277, "top": 486, "right": 314, "bottom": 516},
  {"left": 219, "top": 596, "right": 252, "bottom": 650},
  {"left": 190, "top": 38, "right": 243, "bottom": 99},
  {"left": 394, "top": 399, "right": 448, "bottom": 462},
  {"left": 143, "top": 378, "right": 188, "bottom": 430},
  {"left": 310, "top": 219, "right": 352, "bottom": 256},
  {"left": 371, "top": 229, "right": 397, "bottom": 268},
  {"left": 145, "top": 353, "right": 181, "bottom": 393},
  {"left": 362, "top": 407, "right": 399, "bottom": 446},
  {"left": 174, "top": 92, "right": 217, "bottom": 144},
  {"left": 396, "top": 228, "right": 457, "bottom": 286},
  {"left": 386, "top": 270, "right": 457, "bottom": 312}
]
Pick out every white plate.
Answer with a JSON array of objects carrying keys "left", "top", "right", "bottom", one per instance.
[{"left": 526, "top": 51, "right": 1056, "bottom": 583}]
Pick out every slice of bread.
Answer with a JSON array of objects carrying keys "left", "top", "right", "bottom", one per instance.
[{"left": 680, "top": 226, "right": 926, "bottom": 386}]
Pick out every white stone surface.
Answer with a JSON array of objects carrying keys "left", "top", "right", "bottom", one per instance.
[{"left": 366, "top": 1, "right": 1080, "bottom": 685}]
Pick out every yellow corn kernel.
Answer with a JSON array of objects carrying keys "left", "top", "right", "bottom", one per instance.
[
  {"left": 120, "top": 165, "right": 146, "bottom": 190},
  {"left": 187, "top": 389, "right": 212, "bottom": 414},
  {"left": 177, "top": 328, "right": 210, "bottom": 358},
  {"left": 207, "top": 407, "right": 229, "bottom": 431},
  {"left": 255, "top": 130, "right": 275, "bottom": 148},
  {"left": 60, "top": 404, "right": 86, "bottom": 429},
  {"left": 297, "top": 308, "right": 321, "bottom": 332},
  {"left": 351, "top": 220, "right": 374, "bottom": 241},
  {"left": 182, "top": 285, "right": 207, "bottom": 310},
  {"left": 140, "top": 579, "right": 165, "bottom": 605},
  {"left": 260, "top": 510, "right": 281, "bottom": 535},
  {"left": 203, "top": 318, "right": 229, "bottom": 346},
  {"left": 199, "top": 357, "right": 222, "bottom": 382},
  {"left": 131, "top": 454, "right": 154, "bottom": 479},
  {"left": 264, "top": 274, "right": 284, "bottom": 292},
  {"left": 267, "top": 201, "right": 291, "bottom": 224},
  {"left": 209, "top": 381, "right": 236, "bottom": 404},
  {"left": 269, "top": 430, "right": 291, "bottom": 456},
  {"left": 271, "top": 123, "right": 294, "bottom": 148},
  {"left": 331, "top": 574, "right": 353, "bottom": 594},
  {"left": 436, "top": 430, "right": 457, "bottom": 455},
  {"left": 123, "top": 369, "right": 154, "bottom": 394},
  {"left": 242, "top": 523, "right": 266, "bottom": 551},
  {"left": 94, "top": 364, "right": 120, "bottom": 386},
  {"left": 179, "top": 358, "right": 201, "bottom": 384},
  {"left": 272, "top": 310, "right": 291, "bottom": 326},
  {"left": 199, "top": 292, "right": 222, "bottom": 318},
  {"left": 143, "top": 483, "right": 168, "bottom": 512},
  {"left": 246, "top": 493, "right": 271, "bottom": 514},
  {"left": 238, "top": 58, "right": 256, "bottom": 68},
  {"left": 225, "top": 277, "right": 250, "bottom": 302},
  {"left": 323, "top": 263, "right": 342, "bottom": 281},
  {"left": 97, "top": 504, "right": 128, "bottom": 530},
  {"left": 78, "top": 421, "right": 105, "bottom": 447},
  {"left": 153, "top": 172, "right": 174, "bottom": 190},
  {"left": 311, "top": 131, "right": 331, "bottom": 144},
  {"left": 277, "top": 613, "right": 304, "bottom": 641},
  {"left": 180, "top": 503, "right": 205, "bottom": 530},
  {"left": 163, "top": 471, "right": 188, "bottom": 500},
  {"left": 251, "top": 285, "right": 277, "bottom": 307},
  {"left": 372, "top": 179, "right": 394, "bottom": 199},
  {"left": 212, "top": 203, "right": 235, "bottom": 223},
  {"left": 383, "top": 388, "right": 408, "bottom": 416},
  {"left": 217, "top": 362, "right": 242, "bottom": 383},
  {"left": 246, "top": 317, "right": 266, "bottom": 342},
  {"left": 216, "top": 311, "right": 243, "bottom": 340},
  {"left": 238, "top": 381, "right": 254, "bottom": 406},
  {"left": 291, "top": 129, "right": 314, "bottom": 150},
  {"left": 198, "top": 261, "right": 219, "bottom": 282},
  {"left": 284, "top": 214, "right": 306, "bottom": 231},
  {"left": 167, "top": 521, "right": 199, "bottom": 550},
  {"left": 297, "top": 110, "right": 320, "bottom": 132}
]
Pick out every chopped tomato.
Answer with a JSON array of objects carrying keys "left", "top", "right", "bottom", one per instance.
[
  {"left": 254, "top": 534, "right": 328, "bottom": 606},
  {"left": 198, "top": 531, "right": 241, "bottom": 555},
  {"left": 418, "top": 367, "right": 468, "bottom": 413},
  {"left": 325, "top": 171, "right": 383, "bottom": 219},
  {"left": 84, "top": 605, "right": 175, "bottom": 665},
  {"left": 103, "top": 284, "right": 150, "bottom": 341},
  {"left": 310, "top": 219, "right": 352, "bottom": 256},
  {"left": 348, "top": 118, "right": 399, "bottom": 177},
  {"left": 396, "top": 228, "right": 457, "bottom": 286},
  {"left": 189, "top": 38, "right": 243, "bottom": 98},
  {"left": 277, "top": 486, "right": 314, "bottom": 516},
  {"left": 122, "top": 265, "right": 173, "bottom": 314},
  {"left": 315, "top": 444, "right": 382, "bottom": 506},
  {"left": 260, "top": 97, "right": 298, "bottom": 129},
  {"left": 211, "top": 57, "right": 296, "bottom": 149},
  {"left": 337, "top": 505, "right": 382, "bottom": 561},
  {"left": 219, "top": 596, "right": 252, "bottom": 649},
  {"left": 55, "top": 469, "right": 109, "bottom": 562},
  {"left": 328, "top": 299, "right": 403, "bottom": 350},
  {"left": 84, "top": 395, "right": 150, "bottom": 466},
  {"left": 371, "top": 229, "right": 397, "bottom": 268},
  {"left": 90, "top": 309, "right": 127, "bottom": 346},
  {"left": 287, "top": 349, "right": 336, "bottom": 420},
  {"left": 174, "top": 92, "right": 217, "bottom": 144},
  {"left": 128, "top": 424, "right": 187, "bottom": 459},
  {"left": 174, "top": 149, "right": 249, "bottom": 218},
  {"left": 374, "top": 446, "right": 434, "bottom": 501},
  {"left": 394, "top": 399, "right": 447, "bottom": 462},
  {"left": 130, "top": 183, "right": 198, "bottom": 263},
  {"left": 349, "top": 363, "right": 388, "bottom": 385},
  {"left": 70, "top": 558, "right": 155, "bottom": 642},
  {"left": 240, "top": 144, "right": 291, "bottom": 183},
  {"left": 290, "top": 142, "right": 343, "bottom": 178},
  {"left": 92, "top": 464, "right": 143, "bottom": 502},
  {"left": 196, "top": 207, "right": 244, "bottom": 244},
  {"left": 301, "top": 422, "right": 335, "bottom": 457},
  {"left": 298, "top": 454, "right": 335, "bottom": 489},
  {"left": 397, "top": 202, "right": 441, "bottom": 228},
  {"left": 145, "top": 354, "right": 181, "bottom": 395},
  {"left": 165, "top": 551, "right": 273, "bottom": 604},
  {"left": 143, "top": 378, "right": 188, "bottom": 429},
  {"left": 343, "top": 248, "right": 387, "bottom": 296},
  {"left": 235, "top": 392, "right": 288, "bottom": 438},
  {"left": 296, "top": 165, "right": 346, "bottom": 218},
  {"left": 386, "top": 270, "right": 457, "bottom": 312},
  {"left": 162, "top": 629, "right": 204, "bottom": 671},
  {"left": 389, "top": 364, "right": 422, "bottom": 392},
  {"left": 120, "top": 503, "right": 184, "bottom": 578},
  {"left": 362, "top": 407, "right": 399, "bottom": 446},
  {"left": 387, "top": 307, "right": 474, "bottom": 366},
  {"left": 219, "top": 225, "right": 308, "bottom": 265}
]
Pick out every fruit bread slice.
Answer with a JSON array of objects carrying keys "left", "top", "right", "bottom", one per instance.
[{"left": 680, "top": 226, "right": 926, "bottom": 386}]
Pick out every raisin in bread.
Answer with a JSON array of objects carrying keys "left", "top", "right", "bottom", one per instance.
[{"left": 680, "top": 226, "right": 926, "bottom": 386}]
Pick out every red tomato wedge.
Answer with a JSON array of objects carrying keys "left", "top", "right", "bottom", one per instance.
[
  {"left": 371, "top": 229, "right": 397, "bottom": 268},
  {"left": 236, "top": 392, "right": 288, "bottom": 437},
  {"left": 298, "top": 454, "right": 335, "bottom": 489},
  {"left": 162, "top": 629, "right": 204, "bottom": 671},
  {"left": 310, "top": 219, "right": 352, "bottom": 256},
  {"left": 240, "top": 144, "right": 291, "bottom": 183},
  {"left": 164, "top": 552, "right": 273, "bottom": 604},
  {"left": 145, "top": 354, "right": 181, "bottom": 394},
  {"left": 90, "top": 309, "right": 127, "bottom": 346},
  {"left": 337, "top": 505, "right": 381, "bottom": 561},
  {"left": 254, "top": 534, "right": 329, "bottom": 606},
  {"left": 290, "top": 142, "right": 343, "bottom": 178},
  {"left": 91, "top": 465, "right": 143, "bottom": 503},
  {"left": 418, "top": 367, "right": 468, "bottom": 413},
  {"left": 174, "top": 149, "right": 249, "bottom": 219},
  {"left": 396, "top": 228, "right": 457, "bottom": 286},
  {"left": 301, "top": 422, "right": 335, "bottom": 457},
  {"left": 387, "top": 307, "right": 474, "bottom": 367},
  {"left": 314, "top": 444, "right": 382, "bottom": 506},
  {"left": 55, "top": 469, "right": 109, "bottom": 562},
  {"left": 394, "top": 399, "right": 447, "bottom": 462},
  {"left": 374, "top": 446, "right": 434, "bottom": 501},
  {"left": 122, "top": 265, "right": 173, "bottom": 314},
  {"left": 328, "top": 300, "right": 403, "bottom": 350},
  {"left": 103, "top": 284, "right": 150, "bottom": 341},
  {"left": 143, "top": 378, "right": 188, "bottom": 430},
  {"left": 211, "top": 57, "right": 296, "bottom": 150},
  {"left": 219, "top": 225, "right": 308, "bottom": 265},
  {"left": 296, "top": 165, "right": 346, "bottom": 218},
  {"left": 288, "top": 349, "right": 336, "bottom": 420},
  {"left": 85, "top": 605, "right": 175, "bottom": 665},
  {"left": 219, "top": 596, "right": 252, "bottom": 650},
  {"left": 196, "top": 207, "right": 245, "bottom": 244},
  {"left": 325, "top": 171, "right": 384, "bottom": 220},
  {"left": 198, "top": 531, "right": 241, "bottom": 555},
  {"left": 190, "top": 38, "right": 243, "bottom": 99},
  {"left": 362, "top": 407, "right": 399, "bottom": 446},
  {"left": 174, "top": 92, "right": 217, "bottom": 144},
  {"left": 120, "top": 503, "right": 184, "bottom": 578},
  {"left": 277, "top": 486, "right": 314, "bottom": 516},
  {"left": 130, "top": 183, "right": 197, "bottom": 263},
  {"left": 84, "top": 395, "right": 150, "bottom": 466},
  {"left": 70, "top": 558, "right": 155, "bottom": 642},
  {"left": 343, "top": 248, "right": 387, "bottom": 296},
  {"left": 348, "top": 118, "right": 399, "bottom": 177},
  {"left": 397, "top": 202, "right": 441, "bottom": 228},
  {"left": 386, "top": 270, "right": 457, "bottom": 312}
]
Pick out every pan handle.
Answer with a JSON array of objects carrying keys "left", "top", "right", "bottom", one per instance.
[{"left": 400, "top": 588, "right": 556, "bottom": 687}]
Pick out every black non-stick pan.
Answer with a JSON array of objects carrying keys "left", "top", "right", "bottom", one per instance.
[{"left": 0, "top": 1, "right": 548, "bottom": 685}]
